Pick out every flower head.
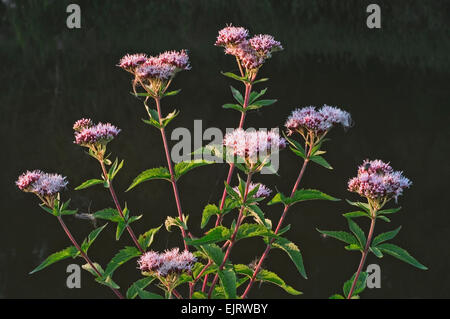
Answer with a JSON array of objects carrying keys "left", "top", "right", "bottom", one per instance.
[
  {"left": 138, "top": 248, "right": 197, "bottom": 277},
  {"left": 118, "top": 53, "right": 148, "bottom": 72},
  {"left": 223, "top": 129, "right": 286, "bottom": 167},
  {"left": 233, "top": 182, "right": 272, "bottom": 199},
  {"left": 285, "top": 105, "right": 352, "bottom": 136},
  {"left": 73, "top": 118, "right": 93, "bottom": 132},
  {"left": 74, "top": 121, "right": 121, "bottom": 147},
  {"left": 136, "top": 61, "right": 176, "bottom": 81},
  {"left": 249, "top": 34, "right": 283, "bottom": 57},
  {"left": 215, "top": 25, "right": 249, "bottom": 47},
  {"left": 16, "top": 170, "right": 67, "bottom": 196},
  {"left": 348, "top": 159, "right": 412, "bottom": 203},
  {"left": 157, "top": 50, "right": 191, "bottom": 71}
]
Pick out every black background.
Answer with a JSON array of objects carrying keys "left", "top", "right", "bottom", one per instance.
[{"left": 1, "top": 0, "right": 449, "bottom": 298}]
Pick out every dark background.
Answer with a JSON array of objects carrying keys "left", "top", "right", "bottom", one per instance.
[{"left": 1, "top": 0, "right": 449, "bottom": 298}]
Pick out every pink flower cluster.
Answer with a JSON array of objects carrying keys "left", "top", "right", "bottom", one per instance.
[
  {"left": 73, "top": 119, "right": 120, "bottom": 146},
  {"left": 215, "top": 25, "right": 282, "bottom": 71},
  {"left": 348, "top": 159, "right": 412, "bottom": 201},
  {"left": 138, "top": 248, "right": 197, "bottom": 277},
  {"left": 285, "top": 105, "right": 352, "bottom": 135},
  {"left": 119, "top": 50, "right": 190, "bottom": 81},
  {"left": 223, "top": 129, "right": 286, "bottom": 163},
  {"left": 233, "top": 182, "right": 272, "bottom": 199},
  {"left": 16, "top": 170, "right": 68, "bottom": 196}
]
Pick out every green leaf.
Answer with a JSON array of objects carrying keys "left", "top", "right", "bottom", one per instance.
[
  {"left": 246, "top": 205, "right": 270, "bottom": 228},
  {"left": 126, "top": 277, "right": 156, "bottom": 299},
  {"left": 271, "top": 237, "right": 307, "bottom": 279},
  {"left": 346, "top": 200, "right": 371, "bottom": 213},
  {"left": 230, "top": 86, "right": 244, "bottom": 105},
  {"left": 161, "top": 109, "right": 180, "bottom": 127},
  {"left": 104, "top": 246, "right": 141, "bottom": 277},
  {"left": 377, "top": 215, "right": 391, "bottom": 223},
  {"left": 163, "top": 89, "right": 181, "bottom": 97},
  {"left": 218, "top": 268, "right": 237, "bottom": 299},
  {"left": 377, "top": 243, "right": 428, "bottom": 270},
  {"left": 370, "top": 246, "right": 384, "bottom": 258},
  {"left": 82, "top": 262, "right": 104, "bottom": 277},
  {"left": 252, "top": 77, "right": 269, "bottom": 84},
  {"left": 165, "top": 215, "right": 188, "bottom": 232},
  {"left": 343, "top": 272, "right": 368, "bottom": 297},
  {"left": 221, "top": 71, "right": 246, "bottom": 82},
  {"left": 108, "top": 158, "right": 124, "bottom": 181},
  {"left": 174, "top": 159, "right": 214, "bottom": 180},
  {"left": 192, "top": 292, "right": 207, "bottom": 299},
  {"left": 93, "top": 208, "right": 122, "bottom": 222},
  {"left": 248, "top": 88, "right": 267, "bottom": 105},
  {"left": 29, "top": 246, "right": 79, "bottom": 274},
  {"left": 246, "top": 99, "right": 277, "bottom": 110},
  {"left": 316, "top": 229, "right": 359, "bottom": 245},
  {"left": 75, "top": 179, "right": 104, "bottom": 190},
  {"left": 257, "top": 269, "right": 302, "bottom": 295},
  {"left": 201, "top": 204, "right": 219, "bottom": 229},
  {"left": 347, "top": 218, "right": 366, "bottom": 248},
  {"left": 222, "top": 103, "right": 244, "bottom": 112},
  {"left": 138, "top": 225, "right": 161, "bottom": 250},
  {"left": 201, "top": 244, "right": 225, "bottom": 266},
  {"left": 127, "top": 167, "right": 171, "bottom": 191},
  {"left": 290, "top": 147, "right": 306, "bottom": 159},
  {"left": 137, "top": 288, "right": 164, "bottom": 299},
  {"left": 343, "top": 211, "right": 370, "bottom": 219},
  {"left": 377, "top": 207, "right": 402, "bottom": 215},
  {"left": 116, "top": 220, "right": 127, "bottom": 240},
  {"left": 268, "top": 189, "right": 339, "bottom": 206},
  {"left": 185, "top": 226, "right": 231, "bottom": 245},
  {"left": 81, "top": 223, "right": 107, "bottom": 253},
  {"left": 310, "top": 155, "right": 333, "bottom": 169},
  {"left": 283, "top": 133, "right": 306, "bottom": 157},
  {"left": 372, "top": 226, "right": 402, "bottom": 247},
  {"left": 235, "top": 223, "right": 278, "bottom": 241},
  {"left": 96, "top": 276, "right": 120, "bottom": 290}
]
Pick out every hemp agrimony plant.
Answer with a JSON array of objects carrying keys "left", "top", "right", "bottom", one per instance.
[{"left": 16, "top": 25, "right": 426, "bottom": 299}]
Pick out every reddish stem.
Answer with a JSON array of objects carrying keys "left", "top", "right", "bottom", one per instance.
[
  {"left": 154, "top": 97, "right": 189, "bottom": 251},
  {"left": 99, "top": 160, "right": 144, "bottom": 254},
  {"left": 241, "top": 149, "right": 312, "bottom": 298},
  {"left": 208, "top": 173, "right": 253, "bottom": 298},
  {"left": 347, "top": 216, "right": 376, "bottom": 299},
  {"left": 57, "top": 216, "right": 124, "bottom": 299}
]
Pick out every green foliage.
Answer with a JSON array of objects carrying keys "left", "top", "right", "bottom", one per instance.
[
  {"left": 137, "top": 225, "right": 161, "bottom": 250},
  {"left": 81, "top": 224, "right": 107, "bottom": 253},
  {"left": 371, "top": 226, "right": 401, "bottom": 247},
  {"left": 75, "top": 179, "right": 104, "bottom": 190},
  {"left": 29, "top": 246, "right": 79, "bottom": 274},
  {"left": 268, "top": 189, "right": 339, "bottom": 206},
  {"left": 201, "top": 204, "right": 220, "bottom": 229},
  {"left": 310, "top": 155, "right": 333, "bottom": 169},
  {"left": 316, "top": 229, "right": 359, "bottom": 246},
  {"left": 126, "top": 277, "right": 156, "bottom": 299},
  {"left": 104, "top": 246, "right": 141, "bottom": 278},
  {"left": 174, "top": 159, "right": 214, "bottom": 180},
  {"left": 107, "top": 158, "right": 124, "bottom": 181},
  {"left": 218, "top": 268, "right": 237, "bottom": 299},
  {"left": 377, "top": 243, "right": 427, "bottom": 270},
  {"left": 127, "top": 167, "right": 171, "bottom": 191},
  {"left": 186, "top": 226, "right": 230, "bottom": 245},
  {"left": 271, "top": 237, "right": 307, "bottom": 279},
  {"left": 343, "top": 272, "right": 368, "bottom": 298},
  {"left": 347, "top": 218, "right": 366, "bottom": 248}
]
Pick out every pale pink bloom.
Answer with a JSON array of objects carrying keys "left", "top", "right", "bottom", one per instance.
[
  {"left": 118, "top": 53, "right": 148, "bottom": 71},
  {"left": 16, "top": 170, "right": 42, "bottom": 191},
  {"left": 223, "top": 129, "right": 286, "bottom": 163},
  {"left": 31, "top": 172, "right": 68, "bottom": 196},
  {"left": 138, "top": 248, "right": 196, "bottom": 277},
  {"left": 233, "top": 182, "right": 272, "bottom": 199},
  {"left": 215, "top": 25, "right": 249, "bottom": 46},
  {"left": 348, "top": 159, "right": 412, "bottom": 201},
  {"left": 158, "top": 50, "right": 191, "bottom": 70},
  {"left": 74, "top": 122, "right": 121, "bottom": 146},
  {"left": 319, "top": 105, "right": 352, "bottom": 128},
  {"left": 249, "top": 34, "right": 283, "bottom": 56},
  {"left": 138, "top": 251, "right": 162, "bottom": 273},
  {"left": 73, "top": 118, "right": 93, "bottom": 132},
  {"left": 136, "top": 61, "right": 176, "bottom": 81}
]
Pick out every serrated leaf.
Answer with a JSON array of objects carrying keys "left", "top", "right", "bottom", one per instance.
[
  {"left": 127, "top": 167, "right": 171, "bottom": 191},
  {"left": 126, "top": 277, "right": 156, "bottom": 299},
  {"left": 377, "top": 243, "right": 427, "bottom": 270},
  {"left": 175, "top": 159, "right": 214, "bottom": 180},
  {"left": 104, "top": 246, "right": 141, "bottom": 278},
  {"left": 201, "top": 244, "right": 225, "bottom": 266},
  {"left": 317, "top": 229, "right": 359, "bottom": 245},
  {"left": 271, "top": 237, "right": 307, "bottom": 279},
  {"left": 372, "top": 226, "right": 402, "bottom": 247},
  {"left": 343, "top": 272, "right": 368, "bottom": 297},
  {"left": 347, "top": 218, "right": 366, "bottom": 248},
  {"left": 81, "top": 223, "right": 107, "bottom": 253},
  {"left": 218, "top": 268, "right": 237, "bottom": 299},
  {"left": 230, "top": 86, "right": 244, "bottom": 104},
  {"left": 116, "top": 220, "right": 127, "bottom": 240},
  {"left": 82, "top": 262, "right": 104, "bottom": 277},
  {"left": 248, "top": 88, "right": 267, "bottom": 105},
  {"left": 268, "top": 189, "right": 339, "bottom": 206},
  {"left": 93, "top": 208, "right": 122, "bottom": 222},
  {"left": 29, "top": 246, "right": 79, "bottom": 274},
  {"left": 185, "top": 226, "right": 231, "bottom": 246},
  {"left": 138, "top": 225, "right": 161, "bottom": 250},
  {"left": 96, "top": 276, "right": 120, "bottom": 290},
  {"left": 310, "top": 155, "right": 333, "bottom": 169},
  {"left": 235, "top": 223, "right": 278, "bottom": 241},
  {"left": 257, "top": 269, "right": 302, "bottom": 295},
  {"left": 201, "top": 204, "right": 219, "bottom": 229},
  {"left": 75, "top": 179, "right": 104, "bottom": 190},
  {"left": 222, "top": 103, "right": 245, "bottom": 112}
]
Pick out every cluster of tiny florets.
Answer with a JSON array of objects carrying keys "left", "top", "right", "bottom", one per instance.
[
  {"left": 73, "top": 119, "right": 120, "bottom": 146},
  {"left": 348, "top": 159, "right": 412, "bottom": 201},
  {"left": 223, "top": 129, "right": 286, "bottom": 163},
  {"left": 16, "top": 170, "right": 68, "bottom": 196},
  {"left": 215, "top": 25, "right": 282, "bottom": 71},
  {"left": 285, "top": 105, "right": 352, "bottom": 135},
  {"left": 119, "top": 50, "right": 190, "bottom": 81},
  {"left": 138, "top": 248, "right": 197, "bottom": 277},
  {"left": 233, "top": 182, "right": 272, "bottom": 199}
]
